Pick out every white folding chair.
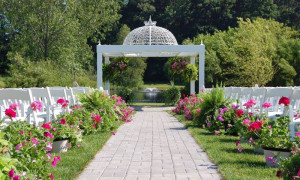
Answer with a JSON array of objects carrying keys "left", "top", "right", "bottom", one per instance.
[
  {"left": 239, "top": 87, "right": 253, "bottom": 110},
  {"left": 263, "top": 87, "right": 293, "bottom": 120},
  {"left": 0, "top": 89, "right": 43, "bottom": 125},
  {"left": 48, "top": 87, "right": 69, "bottom": 118},
  {"left": 224, "top": 87, "right": 232, "bottom": 98},
  {"left": 289, "top": 89, "right": 300, "bottom": 140},
  {"left": 30, "top": 87, "right": 53, "bottom": 122},
  {"left": 65, "top": 88, "right": 76, "bottom": 106},
  {"left": 250, "top": 88, "right": 267, "bottom": 115}
]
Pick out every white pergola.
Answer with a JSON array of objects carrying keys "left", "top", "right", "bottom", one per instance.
[
  {"left": 96, "top": 44, "right": 205, "bottom": 94},
  {"left": 96, "top": 18, "right": 205, "bottom": 95}
]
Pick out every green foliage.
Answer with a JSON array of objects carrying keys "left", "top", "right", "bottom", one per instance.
[
  {"left": 112, "top": 57, "right": 147, "bottom": 89},
  {"left": 103, "top": 57, "right": 129, "bottom": 82},
  {"left": 259, "top": 116, "right": 294, "bottom": 150},
  {"left": 277, "top": 146, "right": 300, "bottom": 180},
  {"left": 6, "top": 53, "right": 96, "bottom": 88},
  {"left": 165, "top": 57, "right": 197, "bottom": 83},
  {"left": 163, "top": 83, "right": 181, "bottom": 105},
  {"left": 191, "top": 18, "right": 299, "bottom": 87},
  {"left": 118, "top": 87, "right": 134, "bottom": 103},
  {"left": 115, "top": 24, "right": 131, "bottom": 45},
  {"left": 0, "top": 132, "right": 18, "bottom": 179},
  {"left": 196, "top": 86, "right": 231, "bottom": 128}
]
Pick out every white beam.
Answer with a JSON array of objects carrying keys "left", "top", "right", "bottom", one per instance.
[
  {"left": 97, "top": 50, "right": 103, "bottom": 90},
  {"left": 190, "top": 57, "right": 196, "bottom": 95},
  {"left": 105, "top": 57, "right": 110, "bottom": 95},
  {"left": 199, "top": 45, "right": 205, "bottom": 93}
]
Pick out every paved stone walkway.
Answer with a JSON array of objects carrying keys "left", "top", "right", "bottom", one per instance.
[{"left": 77, "top": 107, "right": 221, "bottom": 180}]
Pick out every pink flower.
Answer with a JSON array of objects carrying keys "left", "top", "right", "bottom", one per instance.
[
  {"left": 60, "top": 119, "right": 66, "bottom": 125},
  {"left": 266, "top": 156, "right": 274, "bottom": 162},
  {"left": 5, "top": 108, "right": 16, "bottom": 118},
  {"left": 57, "top": 99, "right": 65, "bottom": 104},
  {"left": 9, "top": 103, "right": 20, "bottom": 111},
  {"left": 8, "top": 169, "right": 14, "bottom": 178},
  {"left": 52, "top": 128, "right": 56, "bottom": 132},
  {"left": 46, "top": 153, "right": 52, "bottom": 160},
  {"left": 77, "top": 145, "right": 82, "bottom": 148},
  {"left": 31, "top": 101, "right": 42, "bottom": 111},
  {"left": 295, "top": 132, "right": 300, "bottom": 137},
  {"left": 99, "top": 109, "right": 103, "bottom": 112},
  {"left": 62, "top": 103, "right": 68, "bottom": 108},
  {"left": 262, "top": 102, "right": 272, "bottom": 108},
  {"left": 45, "top": 142, "right": 52, "bottom": 151},
  {"left": 15, "top": 144, "right": 22, "bottom": 151},
  {"left": 249, "top": 137, "right": 253, "bottom": 143},
  {"left": 217, "top": 116, "right": 224, "bottom": 122},
  {"left": 44, "top": 132, "right": 53, "bottom": 138},
  {"left": 207, "top": 123, "right": 212, "bottom": 126},
  {"left": 297, "top": 169, "right": 300, "bottom": 176},
  {"left": 214, "top": 131, "right": 220, "bottom": 134},
  {"left": 50, "top": 173, "right": 54, "bottom": 180},
  {"left": 196, "top": 109, "right": 201, "bottom": 114},
  {"left": 126, "top": 119, "right": 130, "bottom": 123},
  {"left": 41, "top": 123, "right": 51, "bottom": 130},
  {"left": 238, "top": 147, "right": 242, "bottom": 152},
  {"left": 31, "top": 138, "right": 39, "bottom": 145},
  {"left": 111, "top": 131, "right": 116, "bottom": 135},
  {"left": 232, "top": 104, "right": 239, "bottom": 109},
  {"left": 242, "top": 119, "right": 251, "bottom": 125},
  {"left": 248, "top": 121, "right": 263, "bottom": 132},
  {"left": 295, "top": 113, "right": 299, "bottom": 119},
  {"left": 269, "top": 125, "right": 272, "bottom": 129},
  {"left": 13, "top": 175, "right": 19, "bottom": 180},
  {"left": 52, "top": 156, "right": 61, "bottom": 167},
  {"left": 236, "top": 141, "right": 240, "bottom": 146},
  {"left": 200, "top": 88, "right": 205, "bottom": 92},
  {"left": 20, "top": 131, "right": 24, "bottom": 135}
]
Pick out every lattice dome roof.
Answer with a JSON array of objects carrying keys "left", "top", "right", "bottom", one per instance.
[{"left": 123, "top": 17, "right": 178, "bottom": 45}]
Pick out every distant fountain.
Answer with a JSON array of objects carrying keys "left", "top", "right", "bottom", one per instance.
[{"left": 133, "top": 87, "right": 163, "bottom": 102}]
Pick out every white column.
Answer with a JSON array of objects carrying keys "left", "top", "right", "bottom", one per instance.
[
  {"left": 199, "top": 44, "right": 205, "bottom": 93},
  {"left": 104, "top": 57, "right": 110, "bottom": 94},
  {"left": 97, "top": 50, "right": 103, "bottom": 90},
  {"left": 190, "top": 57, "right": 196, "bottom": 95}
]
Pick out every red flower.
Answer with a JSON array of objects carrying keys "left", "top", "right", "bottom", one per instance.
[
  {"left": 41, "top": 123, "right": 51, "bottom": 130},
  {"left": 60, "top": 119, "right": 66, "bottom": 125},
  {"left": 92, "top": 124, "right": 96, "bottom": 128},
  {"left": 248, "top": 121, "right": 263, "bottom": 132},
  {"left": 5, "top": 108, "right": 16, "bottom": 118},
  {"left": 13, "top": 175, "right": 19, "bottom": 180},
  {"left": 44, "top": 132, "right": 54, "bottom": 138},
  {"left": 93, "top": 115, "right": 101, "bottom": 123},
  {"left": 276, "top": 170, "right": 283, "bottom": 178},
  {"left": 236, "top": 109, "right": 244, "bottom": 116},
  {"left": 279, "top": 96, "right": 290, "bottom": 106},
  {"left": 57, "top": 99, "right": 65, "bottom": 104},
  {"left": 8, "top": 169, "right": 14, "bottom": 178}
]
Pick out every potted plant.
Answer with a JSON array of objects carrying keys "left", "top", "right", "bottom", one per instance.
[
  {"left": 276, "top": 136, "right": 300, "bottom": 180},
  {"left": 257, "top": 116, "right": 298, "bottom": 167}
]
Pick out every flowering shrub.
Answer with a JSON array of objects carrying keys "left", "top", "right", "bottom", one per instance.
[
  {"left": 172, "top": 94, "right": 202, "bottom": 120},
  {"left": 163, "top": 85, "right": 181, "bottom": 106},
  {"left": 2, "top": 121, "right": 59, "bottom": 179}
]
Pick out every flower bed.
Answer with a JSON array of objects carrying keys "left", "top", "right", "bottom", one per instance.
[
  {"left": 171, "top": 87, "right": 300, "bottom": 179},
  {"left": 0, "top": 90, "right": 134, "bottom": 179}
]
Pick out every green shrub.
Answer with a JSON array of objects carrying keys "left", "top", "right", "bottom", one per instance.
[
  {"left": 196, "top": 85, "right": 231, "bottom": 128},
  {"left": 163, "top": 83, "right": 181, "bottom": 105},
  {"left": 118, "top": 87, "right": 134, "bottom": 103}
]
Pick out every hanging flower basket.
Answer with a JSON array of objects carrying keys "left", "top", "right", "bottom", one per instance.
[
  {"left": 103, "top": 57, "right": 129, "bottom": 81},
  {"left": 167, "top": 57, "right": 198, "bottom": 82}
]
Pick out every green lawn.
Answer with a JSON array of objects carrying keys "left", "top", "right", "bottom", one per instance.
[
  {"left": 52, "top": 123, "right": 122, "bottom": 180},
  {"left": 168, "top": 111, "right": 278, "bottom": 180}
]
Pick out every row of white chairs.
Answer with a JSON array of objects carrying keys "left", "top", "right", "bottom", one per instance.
[
  {"left": 222, "top": 86, "right": 300, "bottom": 138},
  {"left": 0, "top": 86, "right": 101, "bottom": 126}
]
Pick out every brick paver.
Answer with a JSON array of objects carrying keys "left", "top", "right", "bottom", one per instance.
[{"left": 77, "top": 107, "right": 221, "bottom": 180}]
